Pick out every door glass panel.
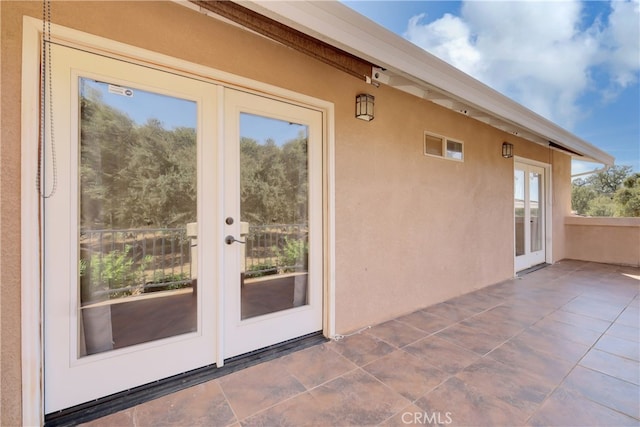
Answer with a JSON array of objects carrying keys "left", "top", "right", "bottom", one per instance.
[
  {"left": 514, "top": 169, "right": 525, "bottom": 256},
  {"left": 530, "top": 171, "right": 542, "bottom": 252},
  {"left": 78, "top": 78, "right": 198, "bottom": 356},
  {"left": 239, "top": 113, "right": 309, "bottom": 319}
]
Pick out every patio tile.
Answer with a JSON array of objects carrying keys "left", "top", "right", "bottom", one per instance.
[
  {"left": 404, "top": 336, "right": 480, "bottom": 375},
  {"left": 444, "top": 291, "right": 504, "bottom": 314},
  {"left": 218, "top": 359, "right": 306, "bottom": 420},
  {"left": 422, "top": 302, "right": 476, "bottom": 322},
  {"left": 415, "top": 376, "right": 526, "bottom": 426},
  {"left": 456, "top": 358, "right": 553, "bottom": 419},
  {"left": 582, "top": 288, "right": 638, "bottom": 307},
  {"left": 80, "top": 261, "right": 640, "bottom": 427},
  {"left": 527, "top": 386, "right": 639, "bottom": 427},
  {"left": 378, "top": 403, "right": 429, "bottom": 427},
  {"left": 362, "top": 349, "right": 449, "bottom": 401},
  {"left": 435, "top": 323, "right": 507, "bottom": 355},
  {"left": 365, "top": 319, "right": 428, "bottom": 348},
  {"left": 562, "top": 365, "right": 640, "bottom": 419},
  {"left": 607, "top": 322, "right": 640, "bottom": 342},
  {"left": 561, "top": 295, "right": 626, "bottom": 321},
  {"left": 133, "top": 380, "right": 236, "bottom": 427},
  {"left": 490, "top": 302, "right": 554, "bottom": 325},
  {"left": 395, "top": 310, "right": 454, "bottom": 335},
  {"left": 510, "top": 327, "right": 590, "bottom": 364},
  {"left": 80, "top": 409, "right": 134, "bottom": 427},
  {"left": 327, "top": 331, "right": 396, "bottom": 367},
  {"left": 487, "top": 339, "right": 574, "bottom": 386},
  {"left": 594, "top": 334, "right": 640, "bottom": 361},
  {"left": 616, "top": 306, "right": 640, "bottom": 327},
  {"left": 532, "top": 317, "right": 603, "bottom": 347},
  {"left": 579, "top": 348, "right": 640, "bottom": 385},
  {"left": 544, "top": 309, "right": 612, "bottom": 333},
  {"left": 482, "top": 280, "right": 523, "bottom": 299},
  {"left": 277, "top": 342, "right": 357, "bottom": 389},
  {"left": 521, "top": 288, "right": 579, "bottom": 309},
  {"left": 239, "top": 390, "right": 327, "bottom": 426},
  {"left": 460, "top": 308, "right": 527, "bottom": 339},
  {"left": 244, "top": 369, "right": 409, "bottom": 426}
]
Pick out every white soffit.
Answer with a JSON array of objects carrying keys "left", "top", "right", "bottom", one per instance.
[{"left": 236, "top": 0, "right": 614, "bottom": 166}]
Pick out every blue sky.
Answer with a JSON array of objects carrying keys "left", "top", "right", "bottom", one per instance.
[{"left": 344, "top": 0, "right": 639, "bottom": 174}]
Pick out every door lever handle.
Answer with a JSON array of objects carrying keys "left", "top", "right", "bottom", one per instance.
[{"left": 225, "top": 235, "right": 246, "bottom": 245}]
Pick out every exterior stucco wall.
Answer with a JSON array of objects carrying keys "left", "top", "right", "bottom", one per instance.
[
  {"left": 552, "top": 151, "right": 572, "bottom": 262},
  {"left": 565, "top": 217, "right": 640, "bottom": 267},
  {"left": 1, "top": 2, "right": 573, "bottom": 423}
]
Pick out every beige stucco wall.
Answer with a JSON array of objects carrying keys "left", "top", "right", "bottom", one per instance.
[
  {"left": 565, "top": 217, "right": 640, "bottom": 267},
  {"left": 1, "top": 1, "right": 573, "bottom": 423}
]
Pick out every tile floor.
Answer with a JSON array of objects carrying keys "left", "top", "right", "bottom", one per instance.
[{"left": 83, "top": 260, "right": 640, "bottom": 426}]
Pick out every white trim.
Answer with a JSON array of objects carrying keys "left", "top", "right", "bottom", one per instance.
[
  {"left": 236, "top": 1, "right": 613, "bottom": 166},
  {"left": 20, "top": 16, "right": 336, "bottom": 419},
  {"left": 216, "top": 85, "right": 226, "bottom": 368},
  {"left": 21, "top": 16, "right": 44, "bottom": 427},
  {"left": 324, "top": 102, "right": 336, "bottom": 339}
]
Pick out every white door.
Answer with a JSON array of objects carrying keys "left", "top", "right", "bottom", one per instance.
[
  {"left": 222, "top": 89, "right": 324, "bottom": 358},
  {"left": 514, "top": 162, "right": 546, "bottom": 271},
  {"left": 43, "top": 44, "right": 218, "bottom": 412}
]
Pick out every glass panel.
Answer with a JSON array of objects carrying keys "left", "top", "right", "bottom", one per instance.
[
  {"left": 514, "top": 169, "right": 525, "bottom": 256},
  {"left": 530, "top": 171, "right": 542, "bottom": 252},
  {"left": 425, "top": 134, "right": 443, "bottom": 156},
  {"left": 446, "top": 140, "right": 463, "bottom": 160},
  {"left": 78, "top": 78, "right": 198, "bottom": 356},
  {"left": 239, "top": 113, "right": 309, "bottom": 320}
]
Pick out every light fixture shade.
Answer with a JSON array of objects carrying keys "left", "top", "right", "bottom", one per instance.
[
  {"left": 502, "top": 142, "right": 514, "bottom": 158},
  {"left": 355, "top": 93, "right": 375, "bottom": 121}
]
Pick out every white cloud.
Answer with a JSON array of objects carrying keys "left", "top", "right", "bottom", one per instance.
[
  {"left": 599, "top": 0, "right": 640, "bottom": 89},
  {"left": 404, "top": 13, "right": 483, "bottom": 76},
  {"left": 403, "top": 0, "right": 640, "bottom": 129}
]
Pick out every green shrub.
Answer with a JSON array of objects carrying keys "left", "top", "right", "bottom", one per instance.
[
  {"left": 276, "top": 237, "right": 308, "bottom": 273},
  {"left": 80, "top": 245, "right": 149, "bottom": 298}
]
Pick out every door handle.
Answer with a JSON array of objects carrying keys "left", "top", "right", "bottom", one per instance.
[{"left": 225, "top": 235, "right": 246, "bottom": 245}]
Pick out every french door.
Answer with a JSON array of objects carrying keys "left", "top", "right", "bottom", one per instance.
[
  {"left": 514, "top": 161, "right": 546, "bottom": 271},
  {"left": 43, "top": 44, "right": 323, "bottom": 413},
  {"left": 222, "top": 89, "right": 323, "bottom": 358}
]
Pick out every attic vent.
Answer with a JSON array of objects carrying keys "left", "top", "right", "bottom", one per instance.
[{"left": 424, "top": 132, "right": 464, "bottom": 162}]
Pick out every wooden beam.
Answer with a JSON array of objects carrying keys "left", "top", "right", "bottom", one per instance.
[{"left": 190, "top": 0, "right": 374, "bottom": 81}]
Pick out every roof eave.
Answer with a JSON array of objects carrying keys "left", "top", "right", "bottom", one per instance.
[{"left": 236, "top": 0, "right": 614, "bottom": 166}]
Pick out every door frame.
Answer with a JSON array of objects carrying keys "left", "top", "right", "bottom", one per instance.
[
  {"left": 222, "top": 89, "right": 325, "bottom": 358},
  {"left": 21, "top": 17, "right": 336, "bottom": 425},
  {"left": 513, "top": 156, "right": 553, "bottom": 274}
]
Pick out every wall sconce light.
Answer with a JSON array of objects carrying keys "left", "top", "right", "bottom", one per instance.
[
  {"left": 355, "top": 94, "right": 375, "bottom": 121},
  {"left": 502, "top": 142, "right": 514, "bottom": 158}
]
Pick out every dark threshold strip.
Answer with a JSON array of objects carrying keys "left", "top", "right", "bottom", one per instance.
[
  {"left": 45, "top": 331, "right": 327, "bottom": 427},
  {"left": 517, "top": 262, "right": 550, "bottom": 277}
]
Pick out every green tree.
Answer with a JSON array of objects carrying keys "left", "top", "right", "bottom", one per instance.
[
  {"left": 239, "top": 134, "right": 308, "bottom": 225},
  {"left": 583, "top": 165, "right": 632, "bottom": 195},
  {"left": 571, "top": 165, "right": 639, "bottom": 217},
  {"left": 587, "top": 195, "right": 616, "bottom": 217},
  {"left": 571, "top": 179, "right": 597, "bottom": 215},
  {"left": 614, "top": 173, "right": 640, "bottom": 217},
  {"left": 80, "top": 90, "right": 196, "bottom": 229}
]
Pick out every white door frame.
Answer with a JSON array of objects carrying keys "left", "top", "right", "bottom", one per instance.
[
  {"left": 513, "top": 156, "right": 553, "bottom": 274},
  {"left": 21, "top": 17, "right": 336, "bottom": 425}
]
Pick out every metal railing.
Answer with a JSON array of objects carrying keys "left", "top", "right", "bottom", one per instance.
[
  {"left": 79, "top": 223, "right": 308, "bottom": 298},
  {"left": 244, "top": 224, "right": 308, "bottom": 278},
  {"left": 80, "top": 228, "right": 192, "bottom": 300}
]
